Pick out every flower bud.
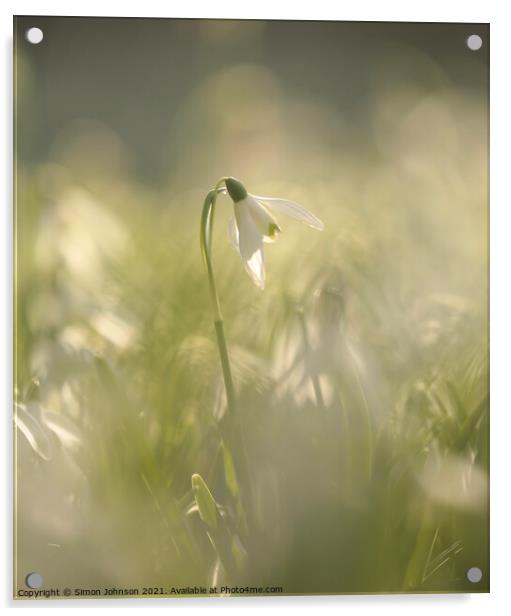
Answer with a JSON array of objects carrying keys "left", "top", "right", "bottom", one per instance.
[
  {"left": 191, "top": 473, "right": 219, "bottom": 529},
  {"left": 225, "top": 177, "right": 248, "bottom": 203}
]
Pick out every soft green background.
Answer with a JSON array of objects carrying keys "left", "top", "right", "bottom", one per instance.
[{"left": 14, "top": 17, "right": 489, "bottom": 595}]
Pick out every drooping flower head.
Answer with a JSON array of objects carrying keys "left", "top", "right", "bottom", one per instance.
[{"left": 223, "top": 177, "right": 324, "bottom": 289}]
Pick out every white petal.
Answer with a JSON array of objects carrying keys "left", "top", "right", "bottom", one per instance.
[
  {"left": 234, "top": 202, "right": 266, "bottom": 289},
  {"left": 245, "top": 248, "right": 265, "bottom": 289},
  {"left": 253, "top": 195, "right": 324, "bottom": 230},
  {"left": 244, "top": 195, "right": 281, "bottom": 242},
  {"left": 228, "top": 218, "right": 239, "bottom": 251}
]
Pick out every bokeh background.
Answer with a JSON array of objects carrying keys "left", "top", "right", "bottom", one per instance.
[{"left": 14, "top": 17, "right": 489, "bottom": 595}]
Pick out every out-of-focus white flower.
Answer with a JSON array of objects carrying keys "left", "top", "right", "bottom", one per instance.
[{"left": 223, "top": 177, "right": 324, "bottom": 289}]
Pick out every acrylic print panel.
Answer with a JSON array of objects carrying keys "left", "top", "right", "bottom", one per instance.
[{"left": 13, "top": 16, "right": 489, "bottom": 599}]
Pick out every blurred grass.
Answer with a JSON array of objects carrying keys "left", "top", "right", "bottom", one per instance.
[{"left": 14, "top": 18, "right": 488, "bottom": 595}]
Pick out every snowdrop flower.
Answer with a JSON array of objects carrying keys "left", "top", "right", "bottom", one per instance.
[{"left": 224, "top": 177, "right": 324, "bottom": 289}]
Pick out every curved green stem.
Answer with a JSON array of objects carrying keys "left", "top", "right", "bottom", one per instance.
[
  {"left": 200, "top": 180, "right": 238, "bottom": 414},
  {"left": 200, "top": 179, "right": 252, "bottom": 523},
  {"left": 200, "top": 188, "right": 222, "bottom": 321}
]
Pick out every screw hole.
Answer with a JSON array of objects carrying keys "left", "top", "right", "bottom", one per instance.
[
  {"left": 466, "top": 567, "right": 483, "bottom": 583},
  {"left": 25, "top": 27, "right": 44, "bottom": 45},
  {"left": 25, "top": 572, "right": 43, "bottom": 589},
  {"left": 466, "top": 34, "right": 482, "bottom": 51}
]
